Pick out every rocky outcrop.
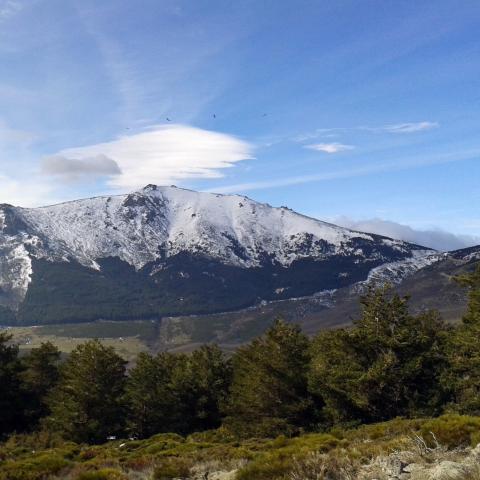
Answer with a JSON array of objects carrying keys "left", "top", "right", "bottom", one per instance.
[{"left": 360, "top": 443, "right": 480, "bottom": 480}]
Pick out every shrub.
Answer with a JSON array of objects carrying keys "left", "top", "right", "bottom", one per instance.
[
  {"left": 153, "top": 457, "right": 193, "bottom": 479},
  {"left": 0, "top": 452, "right": 70, "bottom": 480},
  {"left": 289, "top": 452, "right": 361, "bottom": 480},
  {"left": 421, "top": 414, "right": 480, "bottom": 448},
  {"left": 236, "top": 434, "right": 339, "bottom": 480},
  {"left": 348, "top": 417, "right": 423, "bottom": 441},
  {"left": 75, "top": 468, "right": 127, "bottom": 480},
  {"left": 235, "top": 450, "right": 294, "bottom": 480},
  {"left": 187, "top": 427, "right": 236, "bottom": 444}
]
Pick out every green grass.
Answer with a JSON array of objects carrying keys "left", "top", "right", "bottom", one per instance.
[
  {"left": 36, "top": 320, "right": 159, "bottom": 343},
  {"left": 2, "top": 414, "right": 480, "bottom": 480},
  {"left": 8, "top": 322, "right": 153, "bottom": 361}
]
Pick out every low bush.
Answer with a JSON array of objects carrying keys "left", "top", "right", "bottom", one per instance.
[
  {"left": 74, "top": 468, "right": 127, "bottom": 480},
  {"left": 421, "top": 414, "right": 480, "bottom": 448},
  {"left": 74, "top": 468, "right": 128, "bottom": 480},
  {"left": 236, "top": 433, "right": 339, "bottom": 480},
  {"left": 0, "top": 452, "right": 70, "bottom": 480},
  {"left": 153, "top": 457, "right": 193, "bottom": 479}
]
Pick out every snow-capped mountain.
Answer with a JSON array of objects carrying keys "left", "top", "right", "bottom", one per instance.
[{"left": 0, "top": 185, "right": 437, "bottom": 325}]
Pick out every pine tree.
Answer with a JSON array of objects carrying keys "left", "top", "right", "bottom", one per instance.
[
  {"left": 187, "top": 344, "right": 232, "bottom": 432},
  {"left": 444, "top": 266, "right": 480, "bottom": 413},
  {"left": 126, "top": 346, "right": 231, "bottom": 438},
  {"left": 309, "top": 286, "right": 449, "bottom": 425},
  {"left": 45, "top": 340, "right": 126, "bottom": 443},
  {"left": 126, "top": 352, "right": 181, "bottom": 438},
  {"left": 21, "top": 342, "right": 61, "bottom": 427},
  {"left": 225, "top": 319, "right": 314, "bottom": 437},
  {"left": 0, "top": 332, "right": 24, "bottom": 438}
]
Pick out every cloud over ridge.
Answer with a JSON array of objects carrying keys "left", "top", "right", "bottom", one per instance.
[
  {"left": 41, "top": 154, "right": 122, "bottom": 182},
  {"left": 45, "top": 124, "right": 254, "bottom": 189},
  {"left": 334, "top": 216, "right": 480, "bottom": 251}
]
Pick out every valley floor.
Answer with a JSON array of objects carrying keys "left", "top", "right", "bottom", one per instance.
[
  {"left": 3, "top": 292, "right": 337, "bottom": 359},
  {"left": 2, "top": 414, "right": 480, "bottom": 480}
]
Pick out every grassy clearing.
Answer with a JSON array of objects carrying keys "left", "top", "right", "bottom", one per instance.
[
  {"left": 2, "top": 414, "right": 480, "bottom": 480},
  {"left": 5, "top": 312, "right": 276, "bottom": 358},
  {"left": 35, "top": 320, "right": 160, "bottom": 342},
  {"left": 6, "top": 322, "right": 152, "bottom": 361},
  {"left": 2, "top": 292, "right": 337, "bottom": 358}
]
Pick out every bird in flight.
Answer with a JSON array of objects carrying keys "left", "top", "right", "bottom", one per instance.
[{"left": 166, "top": 117, "right": 172, "bottom": 122}]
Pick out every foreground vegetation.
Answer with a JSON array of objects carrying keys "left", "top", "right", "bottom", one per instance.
[
  {"left": 0, "top": 266, "right": 479, "bottom": 478},
  {"left": 2, "top": 415, "right": 480, "bottom": 479}
]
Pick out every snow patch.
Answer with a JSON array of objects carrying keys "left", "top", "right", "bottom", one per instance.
[{"left": 353, "top": 250, "right": 441, "bottom": 292}]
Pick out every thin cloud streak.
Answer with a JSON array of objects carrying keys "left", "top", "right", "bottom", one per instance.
[
  {"left": 305, "top": 142, "right": 354, "bottom": 153},
  {"left": 212, "top": 149, "right": 480, "bottom": 194},
  {"left": 375, "top": 121, "right": 439, "bottom": 134},
  {"left": 293, "top": 121, "right": 439, "bottom": 142}
]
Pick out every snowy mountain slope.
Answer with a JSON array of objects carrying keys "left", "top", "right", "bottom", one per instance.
[{"left": 0, "top": 185, "right": 436, "bottom": 325}]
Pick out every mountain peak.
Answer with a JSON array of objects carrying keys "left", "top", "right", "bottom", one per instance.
[{"left": 0, "top": 186, "right": 438, "bottom": 324}]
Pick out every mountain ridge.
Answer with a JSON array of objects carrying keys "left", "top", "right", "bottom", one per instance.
[{"left": 0, "top": 185, "right": 438, "bottom": 325}]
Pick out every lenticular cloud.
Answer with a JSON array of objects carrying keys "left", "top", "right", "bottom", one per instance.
[{"left": 48, "top": 124, "right": 254, "bottom": 189}]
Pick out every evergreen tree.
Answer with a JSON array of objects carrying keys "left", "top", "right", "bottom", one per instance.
[
  {"left": 126, "top": 352, "right": 182, "bottom": 438},
  {"left": 45, "top": 340, "right": 126, "bottom": 443},
  {"left": 444, "top": 266, "right": 480, "bottom": 413},
  {"left": 225, "top": 319, "right": 314, "bottom": 437},
  {"left": 21, "top": 342, "right": 61, "bottom": 427},
  {"left": 187, "top": 344, "right": 232, "bottom": 431},
  {"left": 309, "top": 286, "right": 449, "bottom": 425},
  {"left": 0, "top": 332, "right": 24, "bottom": 438},
  {"left": 126, "top": 346, "right": 231, "bottom": 438}
]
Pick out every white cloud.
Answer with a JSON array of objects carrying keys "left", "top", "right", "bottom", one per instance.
[
  {"left": 334, "top": 216, "right": 480, "bottom": 251},
  {"left": 380, "top": 121, "right": 439, "bottom": 134},
  {"left": 305, "top": 142, "right": 355, "bottom": 153},
  {"left": 46, "top": 124, "right": 254, "bottom": 189},
  {"left": 40, "top": 154, "right": 122, "bottom": 182}
]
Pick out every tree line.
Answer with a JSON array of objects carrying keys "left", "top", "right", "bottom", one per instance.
[{"left": 1, "top": 266, "right": 479, "bottom": 444}]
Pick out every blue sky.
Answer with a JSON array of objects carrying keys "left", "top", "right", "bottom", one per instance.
[{"left": 0, "top": 0, "right": 479, "bottom": 248}]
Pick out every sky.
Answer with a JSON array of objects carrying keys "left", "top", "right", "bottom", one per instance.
[{"left": 0, "top": 0, "right": 479, "bottom": 250}]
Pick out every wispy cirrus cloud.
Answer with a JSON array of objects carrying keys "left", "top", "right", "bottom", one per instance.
[
  {"left": 375, "top": 121, "right": 439, "bottom": 134},
  {"left": 305, "top": 142, "right": 354, "bottom": 153},
  {"left": 294, "top": 121, "right": 439, "bottom": 143},
  {"left": 43, "top": 124, "right": 254, "bottom": 189},
  {"left": 212, "top": 148, "right": 480, "bottom": 194}
]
